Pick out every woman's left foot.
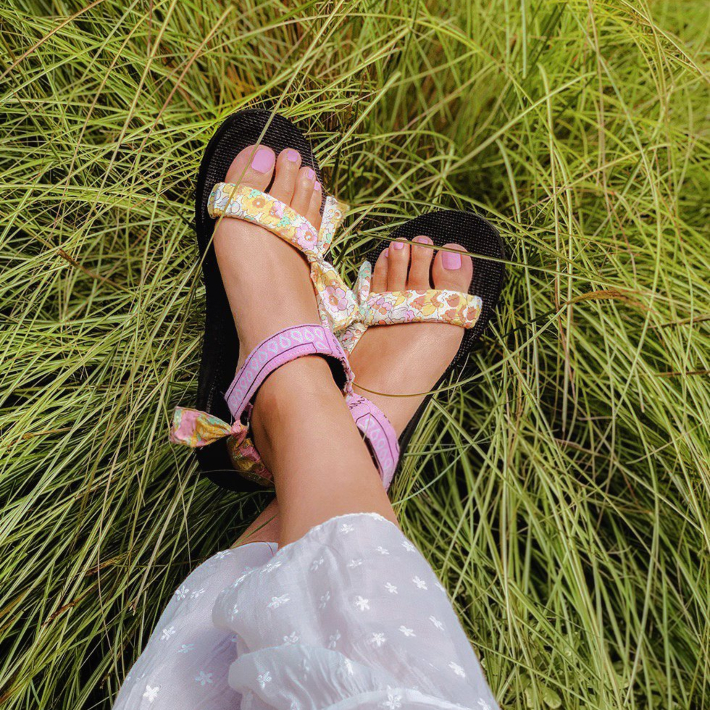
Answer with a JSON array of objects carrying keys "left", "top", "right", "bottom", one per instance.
[{"left": 347, "top": 237, "right": 473, "bottom": 435}]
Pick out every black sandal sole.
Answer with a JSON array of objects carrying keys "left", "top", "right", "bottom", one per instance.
[
  {"left": 365, "top": 210, "right": 506, "bottom": 480},
  {"left": 193, "top": 109, "right": 325, "bottom": 492}
]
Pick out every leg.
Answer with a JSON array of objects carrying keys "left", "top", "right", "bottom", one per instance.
[
  {"left": 213, "top": 144, "right": 395, "bottom": 547},
  {"left": 214, "top": 143, "right": 473, "bottom": 547}
]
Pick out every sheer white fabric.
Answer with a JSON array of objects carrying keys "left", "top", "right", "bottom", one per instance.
[{"left": 113, "top": 513, "right": 498, "bottom": 710}]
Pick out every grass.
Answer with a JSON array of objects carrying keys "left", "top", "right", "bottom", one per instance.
[{"left": 1, "top": 0, "right": 708, "bottom": 707}]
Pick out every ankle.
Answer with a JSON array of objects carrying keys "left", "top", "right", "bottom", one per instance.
[{"left": 252, "top": 356, "right": 342, "bottom": 424}]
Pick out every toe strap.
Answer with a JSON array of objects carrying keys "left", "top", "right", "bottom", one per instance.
[
  {"left": 338, "top": 261, "right": 483, "bottom": 353},
  {"left": 208, "top": 183, "right": 359, "bottom": 332}
]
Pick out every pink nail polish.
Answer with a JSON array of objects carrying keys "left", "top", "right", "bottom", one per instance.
[
  {"left": 391, "top": 240, "right": 405, "bottom": 250},
  {"left": 383, "top": 248, "right": 389, "bottom": 257},
  {"left": 314, "top": 181, "right": 322, "bottom": 192},
  {"left": 285, "top": 149, "right": 299, "bottom": 162},
  {"left": 305, "top": 167, "right": 315, "bottom": 180},
  {"left": 251, "top": 147, "right": 274, "bottom": 173},
  {"left": 442, "top": 251, "right": 462, "bottom": 270}
]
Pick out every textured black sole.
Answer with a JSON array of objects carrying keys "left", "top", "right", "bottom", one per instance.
[
  {"left": 193, "top": 109, "right": 324, "bottom": 492},
  {"left": 365, "top": 210, "right": 506, "bottom": 480}
]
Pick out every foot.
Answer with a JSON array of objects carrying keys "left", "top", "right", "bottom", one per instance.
[
  {"left": 212, "top": 144, "right": 325, "bottom": 370},
  {"left": 347, "top": 237, "right": 474, "bottom": 434}
]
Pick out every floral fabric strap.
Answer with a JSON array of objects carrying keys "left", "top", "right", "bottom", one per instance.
[
  {"left": 338, "top": 261, "right": 483, "bottom": 353},
  {"left": 346, "top": 393, "right": 399, "bottom": 489},
  {"left": 208, "top": 182, "right": 360, "bottom": 332}
]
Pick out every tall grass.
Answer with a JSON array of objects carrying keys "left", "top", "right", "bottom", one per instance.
[{"left": 1, "top": 1, "right": 708, "bottom": 708}]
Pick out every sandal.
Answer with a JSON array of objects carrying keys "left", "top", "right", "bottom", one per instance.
[
  {"left": 172, "top": 109, "right": 399, "bottom": 491},
  {"left": 336, "top": 210, "right": 506, "bottom": 482}
]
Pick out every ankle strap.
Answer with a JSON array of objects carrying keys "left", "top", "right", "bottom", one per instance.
[
  {"left": 346, "top": 393, "right": 399, "bottom": 489},
  {"left": 225, "top": 324, "right": 353, "bottom": 422}
]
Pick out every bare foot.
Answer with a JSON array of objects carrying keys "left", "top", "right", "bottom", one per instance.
[
  {"left": 212, "top": 144, "right": 325, "bottom": 369},
  {"left": 348, "top": 237, "right": 474, "bottom": 435}
]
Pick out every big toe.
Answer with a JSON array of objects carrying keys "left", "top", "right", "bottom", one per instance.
[
  {"left": 432, "top": 243, "right": 473, "bottom": 291},
  {"left": 225, "top": 144, "right": 275, "bottom": 191}
]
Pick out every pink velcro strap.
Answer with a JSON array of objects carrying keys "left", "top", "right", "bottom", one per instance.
[
  {"left": 346, "top": 393, "right": 400, "bottom": 489},
  {"left": 225, "top": 324, "right": 353, "bottom": 422}
]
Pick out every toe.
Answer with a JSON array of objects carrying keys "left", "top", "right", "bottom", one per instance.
[
  {"left": 305, "top": 181, "right": 323, "bottom": 230},
  {"left": 269, "top": 148, "right": 301, "bottom": 204},
  {"left": 291, "top": 165, "right": 317, "bottom": 217},
  {"left": 407, "top": 236, "right": 434, "bottom": 289},
  {"left": 432, "top": 243, "right": 473, "bottom": 291},
  {"left": 225, "top": 144, "right": 275, "bottom": 191},
  {"left": 371, "top": 248, "right": 389, "bottom": 292},
  {"left": 386, "top": 238, "right": 410, "bottom": 291}
]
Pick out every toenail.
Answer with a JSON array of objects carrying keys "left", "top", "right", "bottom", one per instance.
[
  {"left": 251, "top": 147, "right": 274, "bottom": 173},
  {"left": 285, "top": 149, "right": 299, "bottom": 162},
  {"left": 314, "top": 181, "right": 322, "bottom": 192},
  {"left": 442, "top": 251, "right": 462, "bottom": 270},
  {"left": 305, "top": 167, "right": 315, "bottom": 180},
  {"left": 383, "top": 248, "right": 389, "bottom": 258},
  {"left": 391, "top": 240, "right": 405, "bottom": 250}
]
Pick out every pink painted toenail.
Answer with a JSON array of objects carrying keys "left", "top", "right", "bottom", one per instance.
[
  {"left": 383, "top": 248, "right": 389, "bottom": 257},
  {"left": 305, "top": 167, "right": 315, "bottom": 180},
  {"left": 391, "top": 240, "right": 405, "bottom": 250},
  {"left": 285, "top": 149, "right": 299, "bottom": 162},
  {"left": 314, "top": 181, "right": 322, "bottom": 192},
  {"left": 251, "top": 147, "right": 274, "bottom": 173},
  {"left": 442, "top": 251, "right": 462, "bottom": 270}
]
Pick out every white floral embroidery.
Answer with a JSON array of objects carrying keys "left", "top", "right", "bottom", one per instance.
[
  {"left": 283, "top": 632, "right": 299, "bottom": 645},
  {"left": 339, "top": 523, "right": 355, "bottom": 534},
  {"left": 354, "top": 595, "right": 370, "bottom": 611},
  {"left": 347, "top": 558, "right": 363, "bottom": 568},
  {"left": 399, "top": 625, "right": 416, "bottom": 637},
  {"left": 310, "top": 557, "right": 324, "bottom": 571},
  {"left": 477, "top": 700, "right": 492, "bottom": 710},
  {"left": 194, "top": 671, "right": 213, "bottom": 686},
  {"left": 261, "top": 560, "right": 282, "bottom": 574},
  {"left": 257, "top": 671, "right": 272, "bottom": 688},
  {"left": 160, "top": 626, "right": 176, "bottom": 641},
  {"left": 449, "top": 661, "right": 466, "bottom": 678},
  {"left": 369, "top": 632, "right": 387, "bottom": 647},
  {"left": 327, "top": 631, "right": 341, "bottom": 649},
  {"left": 318, "top": 591, "right": 331, "bottom": 609},
  {"left": 381, "top": 690, "right": 403, "bottom": 709},
  {"left": 215, "top": 550, "right": 231, "bottom": 559},
  {"left": 343, "top": 658, "right": 354, "bottom": 675},
  {"left": 267, "top": 594, "right": 291, "bottom": 609},
  {"left": 178, "top": 643, "right": 194, "bottom": 653},
  {"left": 385, "top": 582, "right": 398, "bottom": 594},
  {"left": 174, "top": 585, "right": 189, "bottom": 600},
  {"left": 231, "top": 570, "right": 252, "bottom": 588},
  {"left": 376, "top": 546, "right": 390, "bottom": 555},
  {"left": 231, "top": 604, "right": 239, "bottom": 618},
  {"left": 143, "top": 685, "right": 159, "bottom": 702},
  {"left": 190, "top": 587, "right": 205, "bottom": 599},
  {"left": 429, "top": 615, "right": 444, "bottom": 630},
  {"left": 402, "top": 540, "right": 416, "bottom": 552},
  {"left": 412, "top": 576, "right": 428, "bottom": 590}
]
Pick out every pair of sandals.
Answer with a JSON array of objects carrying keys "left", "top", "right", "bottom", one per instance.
[{"left": 170, "top": 110, "right": 506, "bottom": 493}]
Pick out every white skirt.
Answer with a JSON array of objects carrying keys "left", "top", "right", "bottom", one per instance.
[{"left": 114, "top": 513, "right": 498, "bottom": 709}]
